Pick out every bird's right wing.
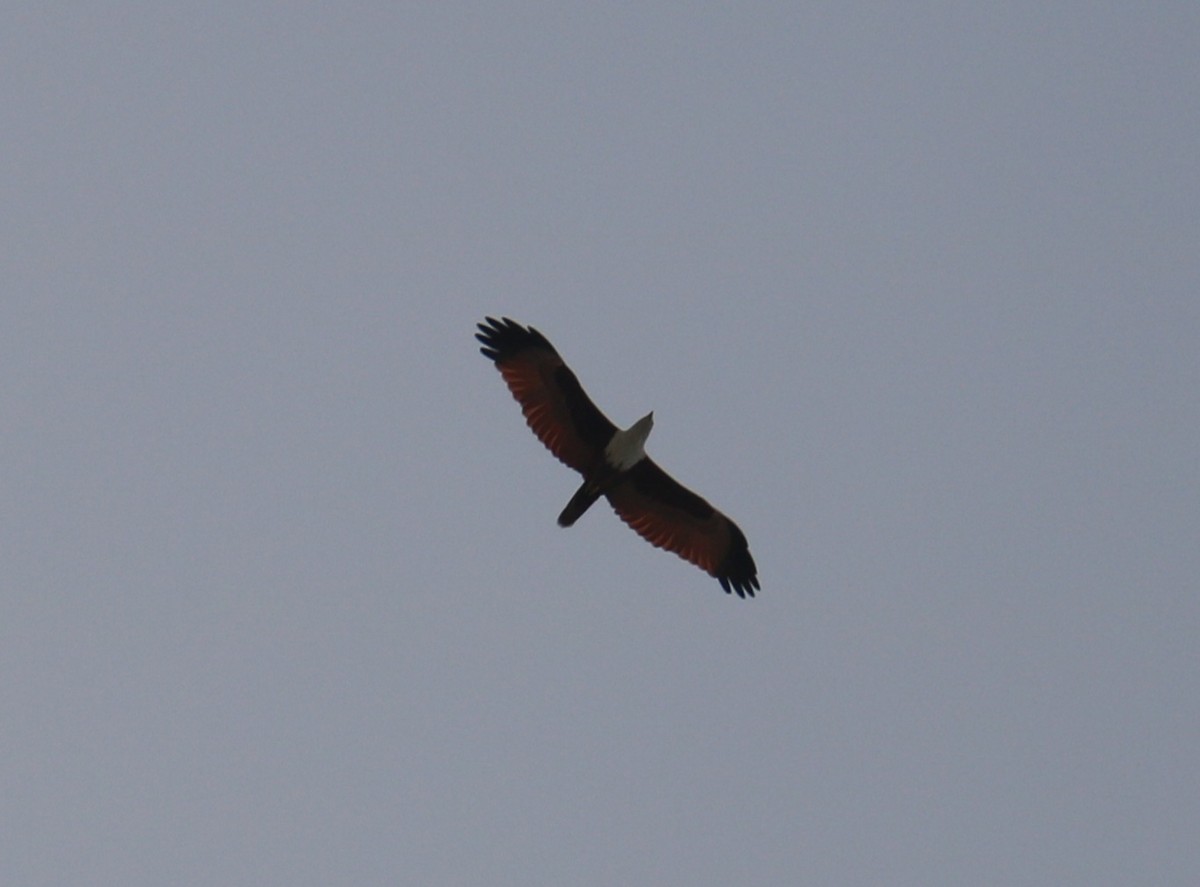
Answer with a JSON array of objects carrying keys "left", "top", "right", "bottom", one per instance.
[{"left": 605, "top": 459, "right": 759, "bottom": 598}]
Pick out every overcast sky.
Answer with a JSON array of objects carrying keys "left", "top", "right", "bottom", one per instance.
[{"left": 3, "top": 4, "right": 1197, "bottom": 885}]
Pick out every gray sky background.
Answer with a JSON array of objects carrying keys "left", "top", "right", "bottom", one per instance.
[{"left": 3, "top": 4, "right": 1197, "bottom": 885}]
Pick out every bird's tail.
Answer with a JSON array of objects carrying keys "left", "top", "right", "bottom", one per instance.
[{"left": 558, "top": 481, "right": 602, "bottom": 527}]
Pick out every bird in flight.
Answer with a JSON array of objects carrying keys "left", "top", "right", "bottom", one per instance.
[{"left": 476, "top": 317, "right": 759, "bottom": 598}]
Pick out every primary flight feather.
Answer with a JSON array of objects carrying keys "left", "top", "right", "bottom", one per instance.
[{"left": 476, "top": 316, "right": 759, "bottom": 598}]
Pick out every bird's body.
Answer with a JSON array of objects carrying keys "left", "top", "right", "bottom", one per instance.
[{"left": 476, "top": 317, "right": 759, "bottom": 598}]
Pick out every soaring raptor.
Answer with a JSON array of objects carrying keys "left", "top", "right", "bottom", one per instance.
[{"left": 476, "top": 317, "right": 759, "bottom": 598}]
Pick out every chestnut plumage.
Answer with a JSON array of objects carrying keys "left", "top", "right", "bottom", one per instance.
[{"left": 476, "top": 317, "right": 759, "bottom": 598}]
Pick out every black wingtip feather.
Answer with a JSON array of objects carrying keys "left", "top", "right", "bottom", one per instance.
[
  {"left": 719, "top": 575, "right": 759, "bottom": 599},
  {"left": 476, "top": 316, "right": 557, "bottom": 364},
  {"left": 716, "top": 529, "right": 759, "bottom": 599}
]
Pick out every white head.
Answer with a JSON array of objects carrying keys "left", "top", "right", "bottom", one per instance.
[{"left": 605, "top": 411, "right": 654, "bottom": 470}]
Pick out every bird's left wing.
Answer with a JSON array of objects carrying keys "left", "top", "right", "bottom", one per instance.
[{"left": 476, "top": 317, "right": 618, "bottom": 473}]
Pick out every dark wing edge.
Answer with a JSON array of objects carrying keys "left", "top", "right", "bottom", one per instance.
[
  {"left": 476, "top": 315, "right": 558, "bottom": 363},
  {"left": 476, "top": 317, "right": 618, "bottom": 472},
  {"left": 605, "top": 459, "right": 759, "bottom": 598}
]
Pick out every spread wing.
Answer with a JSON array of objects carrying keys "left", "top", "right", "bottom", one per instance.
[
  {"left": 476, "top": 316, "right": 617, "bottom": 473},
  {"left": 605, "top": 459, "right": 759, "bottom": 598}
]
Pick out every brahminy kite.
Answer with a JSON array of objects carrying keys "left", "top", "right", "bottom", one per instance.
[{"left": 476, "top": 316, "right": 759, "bottom": 598}]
